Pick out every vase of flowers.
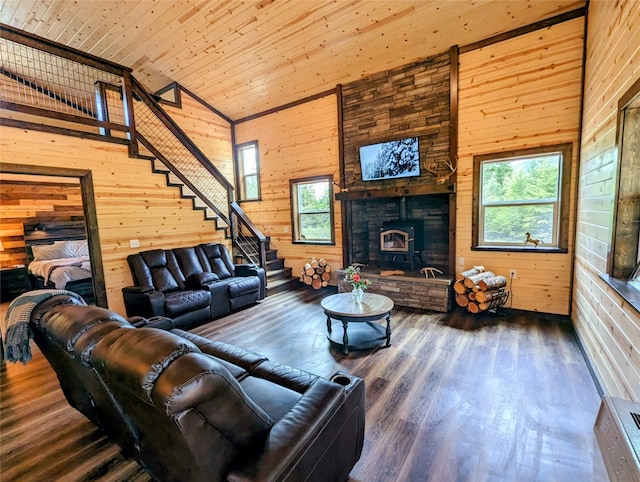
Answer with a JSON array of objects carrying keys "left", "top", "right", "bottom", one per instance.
[{"left": 344, "top": 264, "right": 371, "bottom": 303}]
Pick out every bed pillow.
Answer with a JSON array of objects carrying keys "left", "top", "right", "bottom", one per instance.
[
  {"left": 31, "top": 241, "right": 74, "bottom": 261},
  {"left": 68, "top": 239, "right": 89, "bottom": 257}
]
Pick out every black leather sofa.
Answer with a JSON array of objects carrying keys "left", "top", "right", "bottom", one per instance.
[
  {"left": 123, "top": 243, "right": 266, "bottom": 329},
  {"left": 28, "top": 295, "right": 365, "bottom": 481}
]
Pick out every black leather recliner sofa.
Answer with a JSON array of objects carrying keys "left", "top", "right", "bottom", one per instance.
[
  {"left": 27, "top": 295, "right": 365, "bottom": 481},
  {"left": 123, "top": 242, "right": 266, "bottom": 329}
]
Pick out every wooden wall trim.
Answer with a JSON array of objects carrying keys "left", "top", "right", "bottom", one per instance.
[
  {"left": 0, "top": 162, "right": 107, "bottom": 308},
  {"left": 178, "top": 84, "right": 233, "bottom": 124},
  {"left": 459, "top": 7, "right": 586, "bottom": 54},
  {"left": 337, "top": 83, "right": 349, "bottom": 267},
  {"left": 233, "top": 88, "right": 337, "bottom": 124},
  {"left": 449, "top": 45, "right": 459, "bottom": 277},
  {"left": 570, "top": 10, "right": 589, "bottom": 311},
  {"left": 0, "top": 118, "right": 130, "bottom": 145}
]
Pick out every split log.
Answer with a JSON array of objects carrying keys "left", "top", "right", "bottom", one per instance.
[
  {"left": 380, "top": 269, "right": 405, "bottom": 277},
  {"left": 300, "top": 258, "right": 332, "bottom": 289},
  {"left": 454, "top": 280, "right": 468, "bottom": 294},
  {"left": 463, "top": 271, "right": 495, "bottom": 289},
  {"left": 456, "top": 294, "right": 469, "bottom": 307},
  {"left": 468, "top": 291, "right": 476, "bottom": 301},
  {"left": 467, "top": 301, "right": 480, "bottom": 313},
  {"left": 478, "top": 275, "right": 508, "bottom": 291},
  {"left": 456, "top": 266, "right": 485, "bottom": 281},
  {"left": 475, "top": 288, "right": 505, "bottom": 303}
]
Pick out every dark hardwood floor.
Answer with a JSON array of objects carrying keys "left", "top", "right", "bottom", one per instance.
[{"left": 0, "top": 288, "right": 607, "bottom": 481}]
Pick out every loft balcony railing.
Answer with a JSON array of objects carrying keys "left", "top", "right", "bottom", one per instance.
[{"left": 0, "top": 24, "right": 268, "bottom": 269}]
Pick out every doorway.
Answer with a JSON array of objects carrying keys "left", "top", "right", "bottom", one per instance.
[{"left": 0, "top": 163, "right": 107, "bottom": 307}]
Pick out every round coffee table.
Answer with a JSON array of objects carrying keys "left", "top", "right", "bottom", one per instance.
[{"left": 321, "top": 292, "right": 394, "bottom": 354}]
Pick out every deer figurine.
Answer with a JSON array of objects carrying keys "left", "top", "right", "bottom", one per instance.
[
  {"left": 425, "top": 155, "right": 457, "bottom": 184},
  {"left": 524, "top": 232, "right": 543, "bottom": 247}
]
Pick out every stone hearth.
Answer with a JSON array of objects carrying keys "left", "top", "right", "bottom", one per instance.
[{"left": 338, "top": 269, "right": 453, "bottom": 312}]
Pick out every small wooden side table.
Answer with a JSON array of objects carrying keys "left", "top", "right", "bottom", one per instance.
[{"left": 321, "top": 292, "right": 394, "bottom": 354}]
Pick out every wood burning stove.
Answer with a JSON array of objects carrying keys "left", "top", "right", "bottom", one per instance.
[{"left": 379, "top": 219, "right": 424, "bottom": 271}]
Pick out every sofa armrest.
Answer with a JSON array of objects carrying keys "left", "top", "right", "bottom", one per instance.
[
  {"left": 129, "top": 315, "right": 175, "bottom": 330},
  {"left": 234, "top": 264, "right": 266, "bottom": 300},
  {"left": 122, "top": 286, "right": 165, "bottom": 318},
  {"left": 185, "top": 272, "right": 219, "bottom": 290},
  {"left": 228, "top": 376, "right": 365, "bottom": 482},
  {"left": 171, "top": 329, "right": 267, "bottom": 371},
  {"left": 122, "top": 285, "right": 155, "bottom": 294}
]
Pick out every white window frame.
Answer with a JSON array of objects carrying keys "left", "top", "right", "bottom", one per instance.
[{"left": 235, "top": 141, "right": 260, "bottom": 202}]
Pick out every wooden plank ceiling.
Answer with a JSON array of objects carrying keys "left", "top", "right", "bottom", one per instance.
[{"left": 1, "top": 0, "right": 585, "bottom": 120}]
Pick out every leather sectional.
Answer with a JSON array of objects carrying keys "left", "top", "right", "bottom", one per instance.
[
  {"left": 123, "top": 242, "right": 266, "bottom": 329},
  {"left": 28, "top": 294, "right": 365, "bottom": 481}
]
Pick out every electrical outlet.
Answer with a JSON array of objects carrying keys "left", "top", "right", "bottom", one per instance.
[
  {"left": 459, "top": 257, "right": 465, "bottom": 266},
  {"left": 129, "top": 239, "right": 140, "bottom": 248},
  {"left": 509, "top": 269, "right": 517, "bottom": 279}
]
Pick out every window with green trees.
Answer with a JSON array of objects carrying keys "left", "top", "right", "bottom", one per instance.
[
  {"left": 473, "top": 144, "right": 571, "bottom": 250},
  {"left": 290, "top": 175, "right": 334, "bottom": 244},
  {"left": 235, "top": 141, "right": 260, "bottom": 201}
]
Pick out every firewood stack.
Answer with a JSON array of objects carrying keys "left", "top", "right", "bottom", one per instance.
[
  {"left": 300, "top": 257, "right": 331, "bottom": 290},
  {"left": 454, "top": 266, "right": 510, "bottom": 313}
]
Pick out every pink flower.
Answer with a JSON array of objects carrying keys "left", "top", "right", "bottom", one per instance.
[{"left": 352, "top": 274, "right": 361, "bottom": 283}]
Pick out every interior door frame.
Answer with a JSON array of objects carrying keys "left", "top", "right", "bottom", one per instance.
[{"left": 1, "top": 163, "right": 107, "bottom": 308}]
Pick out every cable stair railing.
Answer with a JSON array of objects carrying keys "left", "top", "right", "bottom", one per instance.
[{"left": 0, "top": 24, "right": 268, "bottom": 271}]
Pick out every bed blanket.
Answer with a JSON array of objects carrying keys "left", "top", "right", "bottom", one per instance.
[{"left": 1, "top": 290, "right": 87, "bottom": 364}]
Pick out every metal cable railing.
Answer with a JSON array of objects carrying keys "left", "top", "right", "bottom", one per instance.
[
  {"left": 130, "top": 78, "right": 233, "bottom": 227},
  {"left": 230, "top": 202, "right": 266, "bottom": 268},
  {"left": 1, "top": 25, "right": 266, "bottom": 267},
  {"left": 0, "top": 33, "right": 126, "bottom": 131}
]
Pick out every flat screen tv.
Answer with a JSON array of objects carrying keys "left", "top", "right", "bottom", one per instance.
[{"left": 359, "top": 136, "right": 420, "bottom": 181}]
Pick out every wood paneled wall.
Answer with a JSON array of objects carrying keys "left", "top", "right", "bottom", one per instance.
[
  {"left": 574, "top": 0, "right": 640, "bottom": 401},
  {"left": 0, "top": 177, "right": 83, "bottom": 268},
  {"left": 234, "top": 95, "right": 342, "bottom": 283},
  {"left": 162, "top": 91, "right": 234, "bottom": 183},
  {"left": 457, "top": 18, "right": 584, "bottom": 315},
  {"left": 0, "top": 127, "right": 226, "bottom": 314}
]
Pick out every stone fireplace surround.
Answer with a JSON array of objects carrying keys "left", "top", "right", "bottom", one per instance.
[
  {"left": 347, "top": 194, "right": 450, "bottom": 273},
  {"left": 341, "top": 193, "right": 454, "bottom": 312}
]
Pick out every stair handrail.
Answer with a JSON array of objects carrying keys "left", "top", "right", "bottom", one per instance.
[
  {"left": 129, "top": 75, "right": 234, "bottom": 225},
  {"left": 230, "top": 201, "right": 267, "bottom": 269}
]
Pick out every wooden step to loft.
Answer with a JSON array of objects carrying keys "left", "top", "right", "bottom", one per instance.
[{"left": 266, "top": 268, "right": 297, "bottom": 296}]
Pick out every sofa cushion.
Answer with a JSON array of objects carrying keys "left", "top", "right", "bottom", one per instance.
[
  {"left": 227, "top": 276, "right": 260, "bottom": 298},
  {"left": 199, "top": 243, "right": 234, "bottom": 279},
  {"left": 141, "top": 250, "right": 180, "bottom": 293},
  {"left": 164, "top": 290, "right": 211, "bottom": 318}
]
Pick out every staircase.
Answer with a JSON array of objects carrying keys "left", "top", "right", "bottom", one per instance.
[
  {"left": 263, "top": 242, "right": 297, "bottom": 295},
  {"left": 1, "top": 27, "right": 299, "bottom": 297}
]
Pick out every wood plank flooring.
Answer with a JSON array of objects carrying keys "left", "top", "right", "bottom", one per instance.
[{"left": 0, "top": 288, "right": 607, "bottom": 481}]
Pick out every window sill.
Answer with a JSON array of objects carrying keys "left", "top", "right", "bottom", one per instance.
[
  {"left": 292, "top": 240, "right": 335, "bottom": 246},
  {"left": 600, "top": 274, "right": 640, "bottom": 314},
  {"left": 472, "top": 246, "right": 568, "bottom": 254}
]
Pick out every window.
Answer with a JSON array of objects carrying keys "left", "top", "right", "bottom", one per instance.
[
  {"left": 290, "top": 175, "right": 335, "bottom": 244},
  {"left": 473, "top": 144, "right": 571, "bottom": 251},
  {"left": 235, "top": 141, "right": 260, "bottom": 201},
  {"left": 610, "top": 79, "right": 640, "bottom": 280}
]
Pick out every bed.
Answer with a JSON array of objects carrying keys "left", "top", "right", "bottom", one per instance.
[{"left": 24, "top": 221, "right": 95, "bottom": 304}]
